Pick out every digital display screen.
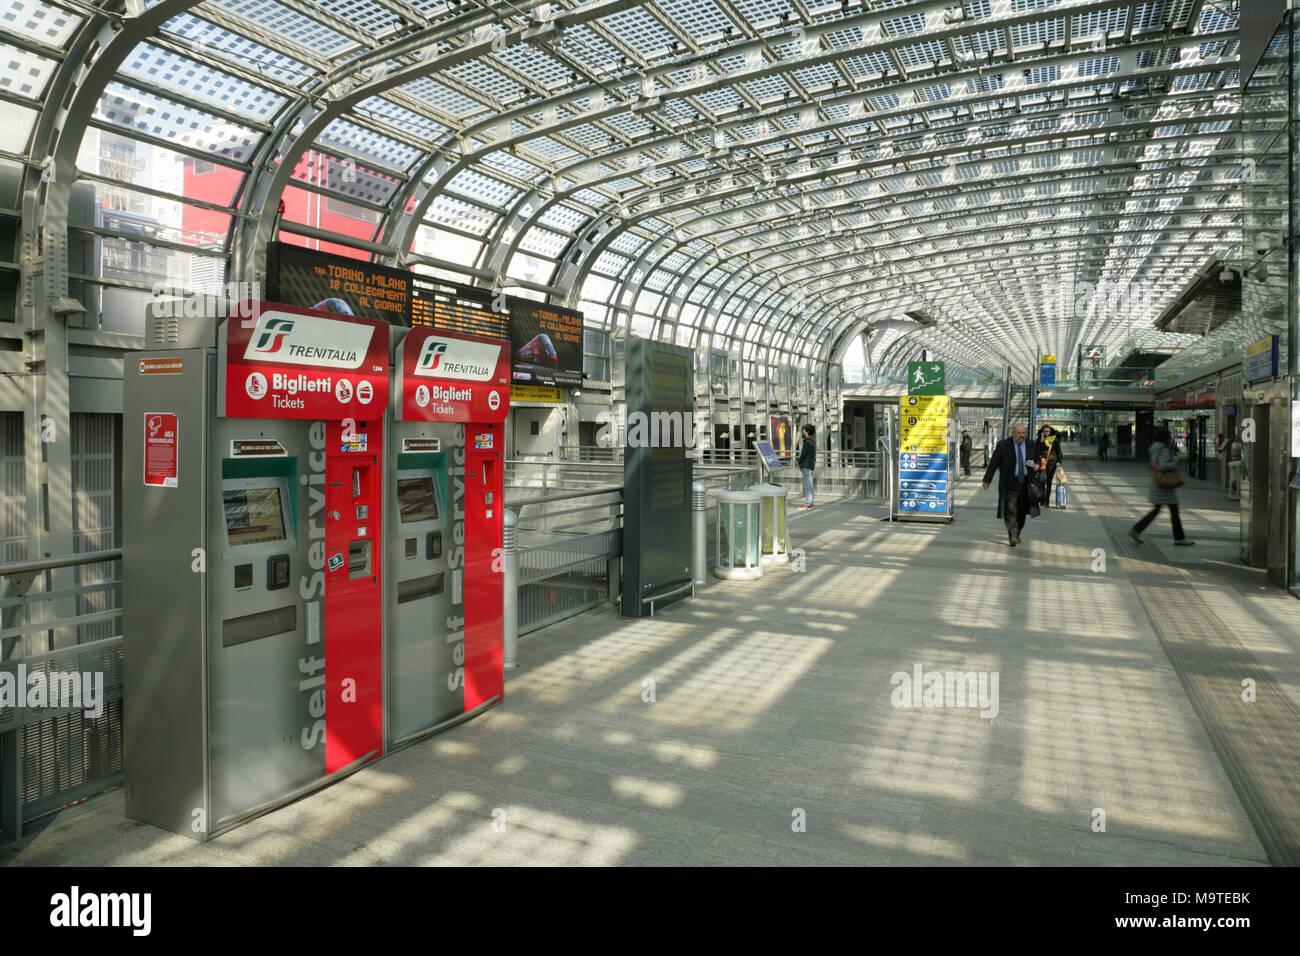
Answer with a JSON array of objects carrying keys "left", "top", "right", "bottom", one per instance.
[
  {"left": 508, "top": 298, "right": 582, "bottom": 388},
  {"left": 267, "top": 241, "right": 411, "bottom": 325},
  {"left": 397, "top": 477, "right": 439, "bottom": 524},
  {"left": 411, "top": 278, "right": 508, "bottom": 339},
  {"left": 223, "top": 487, "right": 287, "bottom": 547}
]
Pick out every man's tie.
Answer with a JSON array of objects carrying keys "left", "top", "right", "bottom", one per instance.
[{"left": 1016, "top": 441, "right": 1025, "bottom": 480}]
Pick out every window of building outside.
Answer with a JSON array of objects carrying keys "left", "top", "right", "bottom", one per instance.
[{"left": 325, "top": 195, "right": 382, "bottom": 225}]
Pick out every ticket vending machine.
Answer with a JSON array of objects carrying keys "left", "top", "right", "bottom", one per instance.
[
  {"left": 385, "top": 327, "right": 509, "bottom": 749},
  {"left": 123, "top": 302, "right": 389, "bottom": 840}
]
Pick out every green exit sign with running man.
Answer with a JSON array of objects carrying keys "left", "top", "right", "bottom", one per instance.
[{"left": 906, "top": 361, "right": 945, "bottom": 395}]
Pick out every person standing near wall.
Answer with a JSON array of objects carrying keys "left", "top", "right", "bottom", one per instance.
[
  {"left": 797, "top": 424, "right": 816, "bottom": 510},
  {"left": 960, "top": 430, "right": 973, "bottom": 476}
]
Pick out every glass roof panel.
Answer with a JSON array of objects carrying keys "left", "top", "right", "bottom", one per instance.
[
  {"left": 3, "top": 0, "right": 79, "bottom": 48},
  {"left": 0, "top": 40, "right": 55, "bottom": 100},
  {"left": 0, "top": 0, "right": 1243, "bottom": 372},
  {"left": 120, "top": 43, "right": 286, "bottom": 124},
  {"left": 95, "top": 81, "right": 260, "bottom": 162},
  {"left": 160, "top": 13, "right": 315, "bottom": 86},
  {"left": 208, "top": 0, "right": 358, "bottom": 57}
]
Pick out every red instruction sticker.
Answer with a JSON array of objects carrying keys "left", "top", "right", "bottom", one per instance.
[{"left": 144, "top": 413, "right": 179, "bottom": 487}]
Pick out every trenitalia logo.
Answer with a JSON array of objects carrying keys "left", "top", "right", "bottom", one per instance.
[
  {"left": 414, "top": 335, "right": 500, "bottom": 382},
  {"left": 252, "top": 317, "right": 294, "bottom": 354},
  {"left": 421, "top": 342, "right": 447, "bottom": 371},
  {"left": 242, "top": 310, "right": 373, "bottom": 370}
]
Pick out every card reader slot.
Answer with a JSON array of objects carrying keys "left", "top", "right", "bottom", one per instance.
[
  {"left": 397, "top": 573, "right": 445, "bottom": 604},
  {"left": 222, "top": 605, "right": 297, "bottom": 648}
]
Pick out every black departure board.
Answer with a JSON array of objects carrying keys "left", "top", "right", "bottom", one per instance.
[{"left": 410, "top": 277, "right": 508, "bottom": 339}]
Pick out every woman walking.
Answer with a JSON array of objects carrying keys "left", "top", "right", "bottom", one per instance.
[
  {"left": 1129, "top": 426, "right": 1195, "bottom": 546},
  {"left": 1035, "top": 425, "right": 1063, "bottom": 507}
]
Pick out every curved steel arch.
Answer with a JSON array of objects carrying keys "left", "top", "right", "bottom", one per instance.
[
  {"left": 477, "top": 16, "right": 1231, "bottom": 279},
  {"left": 548, "top": 33, "right": 1237, "bottom": 290}
]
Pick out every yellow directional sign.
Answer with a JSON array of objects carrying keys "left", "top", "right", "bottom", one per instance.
[
  {"left": 511, "top": 384, "right": 562, "bottom": 404},
  {"left": 899, "top": 394, "right": 950, "bottom": 453}
]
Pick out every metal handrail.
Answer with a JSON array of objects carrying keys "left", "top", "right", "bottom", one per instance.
[
  {"left": 0, "top": 548, "right": 123, "bottom": 579},
  {"left": 506, "top": 485, "right": 624, "bottom": 507}
]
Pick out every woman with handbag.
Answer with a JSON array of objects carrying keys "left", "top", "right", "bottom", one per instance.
[
  {"left": 1035, "top": 425, "right": 1063, "bottom": 507},
  {"left": 1129, "top": 426, "right": 1194, "bottom": 545}
]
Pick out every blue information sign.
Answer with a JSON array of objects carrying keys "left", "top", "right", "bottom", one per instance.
[
  {"left": 1243, "top": 335, "right": 1278, "bottom": 383},
  {"left": 898, "top": 451, "right": 950, "bottom": 512}
]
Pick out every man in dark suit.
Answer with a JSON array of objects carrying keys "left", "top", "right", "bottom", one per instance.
[{"left": 982, "top": 424, "right": 1039, "bottom": 547}]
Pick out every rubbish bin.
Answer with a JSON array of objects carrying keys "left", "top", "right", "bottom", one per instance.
[
  {"left": 748, "top": 482, "right": 792, "bottom": 566},
  {"left": 714, "top": 489, "right": 762, "bottom": 580},
  {"left": 1228, "top": 460, "right": 1241, "bottom": 500}
]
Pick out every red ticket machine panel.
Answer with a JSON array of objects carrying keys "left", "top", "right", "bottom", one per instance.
[
  {"left": 464, "top": 426, "right": 503, "bottom": 708},
  {"left": 323, "top": 422, "right": 383, "bottom": 773},
  {"left": 397, "top": 328, "right": 509, "bottom": 712},
  {"left": 220, "top": 302, "right": 390, "bottom": 774}
]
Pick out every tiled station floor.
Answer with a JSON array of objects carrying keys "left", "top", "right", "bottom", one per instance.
[{"left": 6, "top": 453, "right": 1295, "bottom": 866}]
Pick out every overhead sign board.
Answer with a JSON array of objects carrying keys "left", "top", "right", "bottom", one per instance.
[
  {"left": 1244, "top": 335, "right": 1279, "bottom": 383},
  {"left": 220, "top": 303, "right": 389, "bottom": 420},
  {"left": 266, "top": 241, "right": 411, "bottom": 325},
  {"left": 511, "top": 385, "right": 562, "bottom": 404},
  {"left": 396, "top": 326, "right": 510, "bottom": 423},
  {"left": 509, "top": 298, "right": 583, "bottom": 388},
  {"left": 906, "top": 361, "right": 945, "bottom": 396}
]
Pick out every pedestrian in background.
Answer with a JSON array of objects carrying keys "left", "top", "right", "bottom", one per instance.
[
  {"left": 797, "top": 424, "right": 816, "bottom": 510},
  {"left": 982, "top": 423, "right": 1039, "bottom": 547},
  {"left": 1035, "top": 424, "right": 1063, "bottom": 507},
  {"left": 1097, "top": 430, "right": 1110, "bottom": 462},
  {"left": 1129, "top": 426, "right": 1194, "bottom": 546},
  {"left": 960, "top": 430, "right": 973, "bottom": 476}
]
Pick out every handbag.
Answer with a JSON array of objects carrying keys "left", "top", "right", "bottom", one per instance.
[
  {"left": 1055, "top": 483, "right": 1068, "bottom": 508},
  {"left": 1155, "top": 467, "right": 1185, "bottom": 489},
  {"left": 1026, "top": 469, "right": 1047, "bottom": 505},
  {"left": 1056, "top": 466, "right": 1068, "bottom": 485},
  {"left": 1151, "top": 449, "right": 1185, "bottom": 489}
]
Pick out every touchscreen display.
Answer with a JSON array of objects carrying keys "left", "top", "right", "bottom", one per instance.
[
  {"left": 397, "top": 477, "right": 438, "bottom": 524},
  {"left": 224, "top": 487, "right": 287, "bottom": 547}
]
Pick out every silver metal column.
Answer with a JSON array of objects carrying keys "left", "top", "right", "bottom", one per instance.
[
  {"left": 691, "top": 480, "right": 708, "bottom": 588},
  {"left": 502, "top": 508, "right": 518, "bottom": 669}
]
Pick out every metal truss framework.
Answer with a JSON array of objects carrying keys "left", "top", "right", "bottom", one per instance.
[{"left": 7, "top": 0, "right": 1244, "bottom": 395}]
